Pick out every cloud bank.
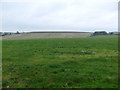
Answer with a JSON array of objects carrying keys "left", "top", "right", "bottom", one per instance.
[{"left": 1, "top": 0, "right": 119, "bottom": 32}]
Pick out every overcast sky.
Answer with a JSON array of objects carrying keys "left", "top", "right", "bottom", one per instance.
[{"left": 0, "top": 0, "right": 119, "bottom": 32}]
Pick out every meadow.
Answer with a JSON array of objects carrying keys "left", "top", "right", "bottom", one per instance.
[{"left": 2, "top": 35, "right": 118, "bottom": 88}]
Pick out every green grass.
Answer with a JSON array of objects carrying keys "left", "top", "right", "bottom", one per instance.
[
  {"left": 0, "top": 40, "right": 2, "bottom": 89},
  {"left": 2, "top": 35, "right": 118, "bottom": 88}
]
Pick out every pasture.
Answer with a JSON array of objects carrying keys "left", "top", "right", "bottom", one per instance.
[
  {"left": 2, "top": 35, "right": 118, "bottom": 88},
  {"left": 2, "top": 32, "right": 91, "bottom": 40}
]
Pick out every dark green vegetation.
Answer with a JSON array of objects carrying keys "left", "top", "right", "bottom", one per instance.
[{"left": 2, "top": 35, "right": 118, "bottom": 88}]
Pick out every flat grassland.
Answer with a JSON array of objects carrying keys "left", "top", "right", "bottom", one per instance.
[
  {"left": 2, "top": 32, "right": 91, "bottom": 40},
  {"left": 2, "top": 35, "right": 118, "bottom": 88}
]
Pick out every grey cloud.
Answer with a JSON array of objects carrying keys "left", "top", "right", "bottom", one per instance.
[{"left": 1, "top": 1, "right": 118, "bottom": 32}]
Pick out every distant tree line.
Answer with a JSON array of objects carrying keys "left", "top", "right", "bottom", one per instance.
[
  {"left": 92, "top": 31, "right": 119, "bottom": 36},
  {"left": 0, "top": 31, "right": 26, "bottom": 36}
]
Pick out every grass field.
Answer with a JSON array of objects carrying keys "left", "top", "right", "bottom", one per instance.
[
  {"left": 2, "top": 35, "right": 118, "bottom": 88},
  {"left": 2, "top": 32, "right": 91, "bottom": 40},
  {"left": 0, "top": 39, "right": 2, "bottom": 89}
]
